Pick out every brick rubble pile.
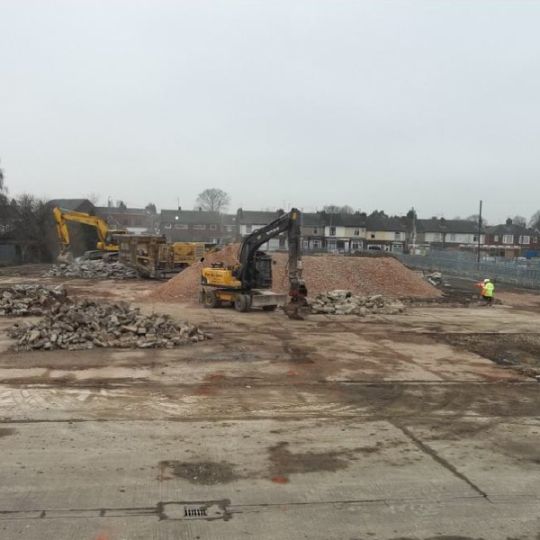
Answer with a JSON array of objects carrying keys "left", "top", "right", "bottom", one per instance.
[
  {"left": 310, "top": 290, "right": 405, "bottom": 316},
  {"left": 46, "top": 260, "right": 137, "bottom": 280},
  {"left": 9, "top": 300, "right": 209, "bottom": 351},
  {"left": 148, "top": 245, "right": 440, "bottom": 302},
  {"left": 0, "top": 285, "right": 67, "bottom": 316}
]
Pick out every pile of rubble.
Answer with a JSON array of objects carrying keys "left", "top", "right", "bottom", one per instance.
[
  {"left": 0, "top": 285, "right": 67, "bottom": 316},
  {"left": 148, "top": 246, "right": 440, "bottom": 302},
  {"left": 46, "top": 260, "right": 137, "bottom": 280},
  {"left": 310, "top": 290, "right": 405, "bottom": 316},
  {"left": 9, "top": 299, "right": 209, "bottom": 351}
]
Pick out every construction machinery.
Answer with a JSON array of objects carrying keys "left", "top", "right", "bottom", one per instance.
[
  {"left": 200, "top": 208, "right": 308, "bottom": 318},
  {"left": 116, "top": 234, "right": 205, "bottom": 279},
  {"left": 53, "top": 207, "right": 128, "bottom": 262}
]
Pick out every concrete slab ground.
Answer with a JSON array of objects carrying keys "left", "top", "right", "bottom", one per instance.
[{"left": 0, "top": 276, "right": 539, "bottom": 539}]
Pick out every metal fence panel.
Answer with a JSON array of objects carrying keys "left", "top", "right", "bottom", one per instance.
[{"left": 396, "top": 252, "right": 540, "bottom": 289}]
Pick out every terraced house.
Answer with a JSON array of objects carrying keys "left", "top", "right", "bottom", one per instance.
[
  {"left": 323, "top": 212, "right": 367, "bottom": 253},
  {"left": 484, "top": 218, "right": 540, "bottom": 258},
  {"left": 416, "top": 218, "right": 484, "bottom": 250},
  {"left": 160, "top": 208, "right": 236, "bottom": 245}
]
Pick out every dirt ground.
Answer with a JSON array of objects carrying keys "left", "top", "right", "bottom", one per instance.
[{"left": 0, "top": 267, "right": 539, "bottom": 539}]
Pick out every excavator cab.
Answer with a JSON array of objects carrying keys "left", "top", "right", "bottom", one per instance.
[{"left": 200, "top": 209, "right": 308, "bottom": 318}]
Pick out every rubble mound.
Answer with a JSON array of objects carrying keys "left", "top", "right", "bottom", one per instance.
[
  {"left": 0, "top": 285, "right": 67, "bottom": 316},
  {"left": 9, "top": 300, "right": 209, "bottom": 351},
  {"left": 46, "top": 260, "right": 137, "bottom": 280},
  {"left": 148, "top": 246, "right": 439, "bottom": 302},
  {"left": 149, "top": 244, "right": 240, "bottom": 301},
  {"left": 311, "top": 290, "right": 405, "bottom": 316}
]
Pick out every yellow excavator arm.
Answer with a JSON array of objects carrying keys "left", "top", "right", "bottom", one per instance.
[{"left": 52, "top": 207, "right": 127, "bottom": 255}]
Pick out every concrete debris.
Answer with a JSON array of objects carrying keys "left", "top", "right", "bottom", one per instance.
[
  {"left": 0, "top": 284, "right": 67, "bottom": 316},
  {"left": 46, "top": 260, "right": 137, "bottom": 280},
  {"left": 310, "top": 290, "right": 405, "bottom": 316},
  {"left": 9, "top": 300, "right": 210, "bottom": 351},
  {"left": 425, "top": 271, "right": 443, "bottom": 287}
]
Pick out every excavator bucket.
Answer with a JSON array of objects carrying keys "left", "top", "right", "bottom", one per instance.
[
  {"left": 56, "top": 250, "right": 74, "bottom": 264},
  {"left": 283, "top": 298, "right": 309, "bottom": 320}
]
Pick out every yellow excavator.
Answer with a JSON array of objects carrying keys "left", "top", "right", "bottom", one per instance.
[
  {"left": 53, "top": 206, "right": 128, "bottom": 262},
  {"left": 200, "top": 208, "right": 308, "bottom": 318}
]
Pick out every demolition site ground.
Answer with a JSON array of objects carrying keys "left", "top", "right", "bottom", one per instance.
[{"left": 0, "top": 267, "right": 539, "bottom": 539}]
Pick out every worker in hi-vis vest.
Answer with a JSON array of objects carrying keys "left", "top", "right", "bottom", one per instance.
[{"left": 477, "top": 278, "right": 495, "bottom": 305}]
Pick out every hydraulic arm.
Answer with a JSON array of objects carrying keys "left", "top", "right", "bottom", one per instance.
[{"left": 52, "top": 207, "right": 127, "bottom": 259}]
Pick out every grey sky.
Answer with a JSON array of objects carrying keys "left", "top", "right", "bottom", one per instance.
[{"left": 1, "top": 0, "right": 539, "bottom": 222}]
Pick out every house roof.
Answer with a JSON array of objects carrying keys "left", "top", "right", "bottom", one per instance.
[
  {"left": 95, "top": 206, "right": 149, "bottom": 216},
  {"left": 323, "top": 212, "right": 367, "bottom": 227},
  {"left": 417, "top": 218, "right": 479, "bottom": 234},
  {"left": 161, "top": 209, "right": 231, "bottom": 225},
  {"left": 47, "top": 199, "right": 93, "bottom": 212},
  {"left": 367, "top": 216, "right": 407, "bottom": 232},
  {"left": 236, "top": 209, "right": 283, "bottom": 225},
  {"left": 301, "top": 212, "right": 325, "bottom": 227},
  {"left": 486, "top": 223, "right": 531, "bottom": 235}
]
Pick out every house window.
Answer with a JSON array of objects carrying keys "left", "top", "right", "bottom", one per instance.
[
  {"left": 225, "top": 225, "right": 234, "bottom": 232},
  {"left": 395, "top": 232, "right": 401, "bottom": 240},
  {"left": 494, "top": 235, "right": 499, "bottom": 242},
  {"left": 245, "top": 225, "right": 252, "bottom": 234},
  {"left": 449, "top": 234, "right": 456, "bottom": 241},
  {"left": 313, "top": 227, "right": 318, "bottom": 235},
  {"left": 473, "top": 235, "right": 478, "bottom": 242},
  {"left": 354, "top": 228, "right": 360, "bottom": 236},
  {"left": 313, "top": 239, "right": 321, "bottom": 249},
  {"left": 192, "top": 224, "right": 206, "bottom": 230},
  {"left": 351, "top": 241, "right": 360, "bottom": 250},
  {"left": 370, "top": 233, "right": 375, "bottom": 239},
  {"left": 503, "top": 235, "right": 513, "bottom": 244},
  {"left": 209, "top": 224, "right": 217, "bottom": 231},
  {"left": 520, "top": 235, "right": 530, "bottom": 245},
  {"left": 302, "top": 240, "right": 309, "bottom": 249},
  {"left": 174, "top": 223, "right": 188, "bottom": 230},
  {"left": 329, "top": 226, "right": 336, "bottom": 236},
  {"left": 327, "top": 239, "right": 336, "bottom": 251},
  {"left": 164, "top": 224, "right": 172, "bottom": 230}
]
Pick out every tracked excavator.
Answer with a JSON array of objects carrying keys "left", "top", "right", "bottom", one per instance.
[
  {"left": 200, "top": 208, "right": 308, "bottom": 319},
  {"left": 53, "top": 207, "right": 128, "bottom": 262}
]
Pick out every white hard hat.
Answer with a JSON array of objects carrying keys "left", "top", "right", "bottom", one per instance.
[{"left": 483, "top": 278, "right": 490, "bottom": 283}]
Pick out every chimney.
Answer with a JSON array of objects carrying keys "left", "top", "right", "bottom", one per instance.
[
  {"left": 506, "top": 218, "right": 512, "bottom": 226},
  {"left": 178, "top": 205, "right": 182, "bottom": 211}
]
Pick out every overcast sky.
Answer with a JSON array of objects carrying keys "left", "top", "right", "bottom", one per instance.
[{"left": 1, "top": 0, "right": 539, "bottom": 222}]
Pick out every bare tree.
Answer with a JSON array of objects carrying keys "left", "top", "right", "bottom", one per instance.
[
  {"left": 466, "top": 214, "right": 488, "bottom": 227},
  {"left": 84, "top": 192, "right": 100, "bottom": 205},
  {"left": 323, "top": 205, "right": 354, "bottom": 214},
  {"left": 116, "top": 200, "right": 127, "bottom": 210},
  {"left": 0, "top": 160, "right": 7, "bottom": 207},
  {"left": 529, "top": 210, "right": 540, "bottom": 230},
  {"left": 195, "top": 188, "right": 230, "bottom": 213},
  {"left": 512, "top": 215, "right": 527, "bottom": 227},
  {"left": 145, "top": 202, "right": 157, "bottom": 214},
  {"left": 11, "top": 194, "right": 54, "bottom": 262}
]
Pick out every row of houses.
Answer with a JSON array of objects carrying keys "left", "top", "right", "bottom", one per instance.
[
  {"left": 4, "top": 199, "right": 534, "bottom": 262},
  {"left": 87, "top": 202, "right": 540, "bottom": 258}
]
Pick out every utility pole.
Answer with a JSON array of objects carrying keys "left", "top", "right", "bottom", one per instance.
[{"left": 477, "top": 200, "right": 483, "bottom": 268}]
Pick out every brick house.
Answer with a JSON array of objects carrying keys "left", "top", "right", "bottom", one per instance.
[
  {"left": 160, "top": 208, "right": 236, "bottom": 245},
  {"left": 301, "top": 212, "right": 326, "bottom": 252},
  {"left": 416, "top": 218, "right": 484, "bottom": 250},
  {"left": 484, "top": 219, "right": 540, "bottom": 258},
  {"left": 95, "top": 206, "right": 156, "bottom": 234},
  {"left": 236, "top": 209, "right": 285, "bottom": 251},
  {"left": 365, "top": 215, "right": 407, "bottom": 252},
  {"left": 323, "top": 212, "right": 367, "bottom": 253}
]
